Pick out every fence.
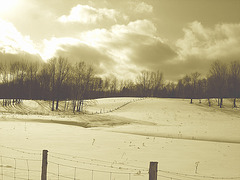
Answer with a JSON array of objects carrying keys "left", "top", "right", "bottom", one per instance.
[{"left": 1, "top": 145, "right": 240, "bottom": 180}]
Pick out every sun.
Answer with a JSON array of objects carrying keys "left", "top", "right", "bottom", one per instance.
[{"left": 0, "top": 0, "right": 19, "bottom": 15}]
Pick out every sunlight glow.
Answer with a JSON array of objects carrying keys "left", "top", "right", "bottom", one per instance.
[{"left": 0, "top": 0, "right": 19, "bottom": 14}]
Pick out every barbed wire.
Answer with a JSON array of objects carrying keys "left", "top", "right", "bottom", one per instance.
[
  {"left": 158, "top": 174, "right": 184, "bottom": 180},
  {"left": 49, "top": 154, "right": 148, "bottom": 172},
  {"left": 48, "top": 171, "right": 81, "bottom": 180},
  {"left": 158, "top": 172, "right": 204, "bottom": 180},
  {"left": 158, "top": 169, "right": 240, "bottom": 179},
  {"left": 49, "top": 151, "right": 148, "bottom": 170},
  {"left": 87, "top": 98, "right": 145, "bottom": 115},
  {"left": 1, "top": 155, "right": 41, "bottom": 162},
  {"left": 1, "top": 146, "right": 240, "bottom": 180},
  {"left": 0, "top": 144, "right": 41, "bottom": 156},
  {"left": 48, "top": 161, "right": 149, "bottom": 175}
]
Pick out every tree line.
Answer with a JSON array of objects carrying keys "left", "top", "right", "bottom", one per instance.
[{"left": 0, "top": 57, "right": 240, "bottom": 110}]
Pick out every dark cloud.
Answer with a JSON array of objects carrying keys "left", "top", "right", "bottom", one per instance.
[
  {"left": 55, "top": 43, "right": 115, "bottom": 75},
  {"left": 160, "top": 58, "right": 211, "bottom": 81},
  {"left": 0, "top": 52, "right": 43, "bottom": 64},
  {"left": 129, "top": 37, "right": 177, "bottom": 70},
  {"left": 164, "top": 21, "right": 240, "bottom": 81}
]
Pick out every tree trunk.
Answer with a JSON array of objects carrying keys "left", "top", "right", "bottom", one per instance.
[
  {"left": 73, "top": 100, "right": 76, "bottom": 113},
  {"left": 56, "top": 100, "right": 59, "bottom": 110},
  {"left": 52, "top": 100, "right": 55, "bottom": 111},
  {"left": 208, "top": 98, "right": 211, "bottom": 107},
  {"left": 220, "top": 98, "right": 223, "bottom": 108},
  {"left": 64, "top": 101, "right": 67, "bottom": 111},
  {"left": 77, "top": 101, "right": 80, "bottom": 112},
  {"left": 81, "top": 100, "right": 83, "bottom": 112},
  {"left": 233, "top": 98, "right": 236, "bottom": 108}
]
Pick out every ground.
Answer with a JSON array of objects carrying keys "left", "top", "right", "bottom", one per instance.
[{"left": 0, "top": 98, "right": 240, "bottom": 180}]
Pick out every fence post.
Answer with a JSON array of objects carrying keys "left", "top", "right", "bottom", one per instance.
[
  {"left": 41, "top": 150, "right": 48, "bottom": 180},
  {"left": 149, "top": 162, "right": 158, "bottom": 180}
]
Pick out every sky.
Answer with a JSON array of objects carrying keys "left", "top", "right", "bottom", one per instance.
[{"left": 0, "top": 0, "right": 240, "bottom": 81}]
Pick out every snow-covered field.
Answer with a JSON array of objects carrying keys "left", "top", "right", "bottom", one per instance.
[{"left": 0, "top": 98, "right": 240, "bottom": 180}]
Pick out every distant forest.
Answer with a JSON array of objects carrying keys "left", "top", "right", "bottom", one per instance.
[{"left": 0, "top": 57, "right": 240, "bottom": 110}]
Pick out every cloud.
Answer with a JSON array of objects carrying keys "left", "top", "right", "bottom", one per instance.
[
  {"left": 130, "top": 37, "right": 177, "bottom": 68},
  {"left": 0, "top": 18, "right": 39, "bottom": 55},
  {"left": 42, "top": 37, "right": 115, "bottom": 75},
  {"left": 58, "top": 4, "right": 127, "bottom": 24},
  {"left": 176, "top": 21, "right": 240, "bottom": 62},
  {"left": 80, "top": 19, "right": 176, "bottom": 78},
  {"left": 168, "top": 21, "right": 240, "bottom": 80},
  {"left": 41, "top": 37, "right": 83, "bottom": 60},
  {"left": 0, "top": 52, "right": 42, "bottom": 64},
  {"left": 130, "top": 1, "right": 153, "bottom": 14},
  {"left": 41, "top": 19, "right": 175, "bottom": 79}
]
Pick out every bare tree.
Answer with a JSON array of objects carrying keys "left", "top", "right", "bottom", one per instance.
[
  {"left": 197, "top": 78, "right": 207, "bottom": 103},
  {"left": 47, "top": 58, "right": 57, "bottom": 111},
  {"left": 190, "top": 72, "right": 201, "bottom": 103},
  {"left": 103, "top": 77, "right": 110, "bottom": 92},
  {"left": 182, "top": 75, "right": 191, "bottom": 99},
  {"left": 228, "top": 60, "right": 240, "bottom": 107},
  {"left": 26, "top": 61, "right": 39, "bottom": 99},
  {"left": 55, "top": 57, "right": 71, "bottom": 110},
  {"left": 110, "top": 75, "right": 118, "bottom": 94},
  {"left": 151, "top": 70, "right": 164, "bottom": 97},
  {"left": 208, "top": 60, "right": 228, "bottom": 108},
  {"left": 72, "top": 61, "right": 86, "bottom": 112},
  {"left": 72, "top": 61, "right": 94, "bottom": 112},
  {"left": 38, "top": 63, "right": 51, "bottom": 100},
  {"left": 2, "top": 62, "right": 9, "bottom": 84},
  {"left": 137, "top": 70, "right": 151, "bottom": 97},
  {"left": 83, "top": 66, "right": 94, "bottom": 98}
]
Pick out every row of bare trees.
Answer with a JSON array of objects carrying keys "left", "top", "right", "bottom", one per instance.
[
  {"left": 1, "top": 58, "right": 240, "bottom": 109},
  {"left": 0, "top": 57, "right": 95, "bottom": 111},
  {"left": 171, "top": 60, "right": 240, "bottom": 107}
]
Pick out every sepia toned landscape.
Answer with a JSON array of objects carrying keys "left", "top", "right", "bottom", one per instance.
[{"left": 0, "top": 0, "right": 240, "bottom": 180}]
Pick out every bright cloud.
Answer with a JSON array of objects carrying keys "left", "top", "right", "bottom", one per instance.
[
  {"left": 43, "top": 19, "right": 175, "bottom": 79},
  {"left": 0, "top": 0, "right": 19, "bottom": 15},
  {"left": 58, "top": 4, "right": 125, "bottom": 24},
  {"left": 79, "top": 19, "right": 175, "bottom": 77},
  {"left": 131, "top": 1, "right": 153, "bottom": 14},
  {"left": 80, "top": 19, "right": 159, "bottom": 47},
  {"left": 0, "top": 18, "right": 39, "bottom": 55},
  {"left": 41, "top": 37, "right": 86, "bottom": 60},
  {"left": 176, "top": 21, "right": 240, "bottom": 61},
  {"left": 112, "top": 19, "right": 157, "bottom": 36},
  {"left": 42, "top": 36, "right": 115, "bottom": 75},
  {"left": 156, "top": 21, "right": 240, "bottom": 80}
]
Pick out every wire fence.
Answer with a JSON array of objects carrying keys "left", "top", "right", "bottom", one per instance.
[
  {"left": 87, "top": 98, "right": 145, "bottom": 115},
  {"left": 0, "top": 147, "right": 42, "bottom": 180},
  {"left": 1, "top": 144, "right": 240, "bottom": 180}
]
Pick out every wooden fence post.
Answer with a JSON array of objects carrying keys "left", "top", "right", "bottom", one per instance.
[
  {"left": 41, "top": 150, "right": 48, "bottom": 180},
  {"left": 149, "top": 162, "right": 158, "bottom": 180}
]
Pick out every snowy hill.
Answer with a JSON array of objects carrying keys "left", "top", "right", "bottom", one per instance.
[{"left": 0, "top": 97, "right": 240, "bottom": 180}]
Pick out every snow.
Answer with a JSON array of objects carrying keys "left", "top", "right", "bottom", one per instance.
[
  {"left": 22, "top": 100, "right": 40, "bottom": 109},
  {"left": 0, "top": 98, "right": 240, "bottom": 180}
]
